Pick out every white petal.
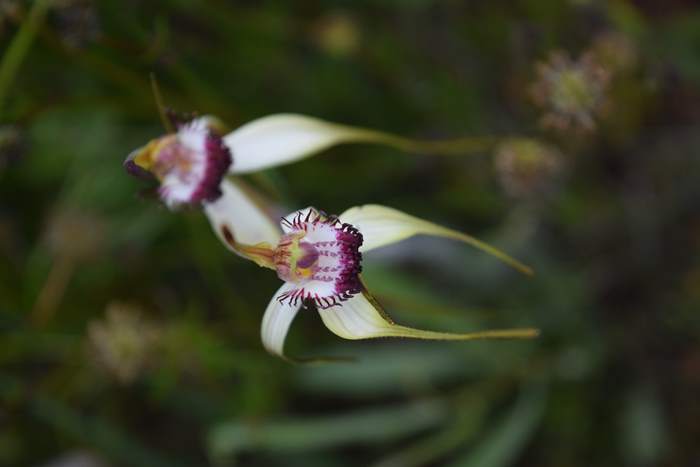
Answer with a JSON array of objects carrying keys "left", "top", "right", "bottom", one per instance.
[
  {"left": 224, "top": 114, "right": 373, "bottom": 174},
  {"left": 318, "top": 290, "right": 539, "bottom": 341},
  {"left": 204, "top": 178, "right": 282, "bottom": 256},
  {"left": 261, "top": 283, "right": 302, "bottom": 358},
  {"left": 339, "top": 205, "right": 533, "bottom": 276}
]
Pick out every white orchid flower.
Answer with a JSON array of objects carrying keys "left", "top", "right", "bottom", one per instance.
[{"left": 207, "top": 198, "right": 537, "bottom": 361}]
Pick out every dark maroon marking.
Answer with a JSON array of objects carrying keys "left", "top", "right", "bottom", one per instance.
[
  {"left": 296, "top": 242, "right": 320, "bottom": 268},
  {"left": 221, "top": 225, "right": 235, "bottom": 247},
  {"left": 331, "top": 222, "right": 363, "bottom": 299},
  {"left": 189, "top": 131, "right": 233, "bottom": 204},
  {"left": 124, "top": 157, "right": 155, "bottom": 181}
]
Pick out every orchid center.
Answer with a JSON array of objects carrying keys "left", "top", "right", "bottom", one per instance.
[
  {"left": 273, "top": 209, "right": 364, "bottom": 309},
  {"left": 273, "top": 233, "right": 320, "bottom": 283}
]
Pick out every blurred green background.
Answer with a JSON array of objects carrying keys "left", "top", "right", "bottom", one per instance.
[{"left": 2, "top": 0, "right": 699, "bottom": 466}]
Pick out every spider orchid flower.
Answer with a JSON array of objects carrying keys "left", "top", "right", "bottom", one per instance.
[
  {"left": 207, "top": 201, "right": 537, "bottom": 360},
  {"left": 124, "top": 113, "right": 495, "bottom": 257}
]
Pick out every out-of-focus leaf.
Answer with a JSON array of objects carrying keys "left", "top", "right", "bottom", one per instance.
[
  {"left": 208, "top": 399, "right": 448, "bottom": 463},
  {"left": 619, "top": 385, "right": 669, "bottom": 466},
  {"left": 295, "top": 344, "right": 471, "bottom": 397},
  {"left": 31, "top": 397, "right": 189, "bottom": 467},
  {"left": 373, "top": 397, "right": 489, "bottom": 467},
  {"left": 294, "top": 343, "right": 530, "bottom": 397},
  {"left": 446, "top": 382, "right": 547, "bottom": 467}
]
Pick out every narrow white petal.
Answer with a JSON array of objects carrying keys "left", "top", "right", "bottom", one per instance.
[
  {"left": 261, "top": 283, "right": 301, "bottom": 358},
  {"left": 224, "top": 114, "right": 372, "bottom": 174},
  {"left": 339, "top": 205, "right": 532, "bottom": 275},
  {"left": 204, "top": 178, "right": 282, "bottom": 257},
  {"left": 318, "top": 290, "right": 539, "bottom": 341}
]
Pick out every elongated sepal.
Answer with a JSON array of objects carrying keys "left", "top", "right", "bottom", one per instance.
[
  {"left": 339, "top": 204, "right": 533, "bottom": 276},
  {"left": 319, "top": 288, "right": 539, "bottom": 341},
  {"left": 203, "top": 178, "right": 281, "bottom": 267}
]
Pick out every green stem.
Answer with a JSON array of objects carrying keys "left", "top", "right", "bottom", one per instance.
[
  {"left": 150, "top": 73, "right": 175, "bottom": 133},
  {"left": 0, "top": 0, "right": 53, "bottom": 117}
]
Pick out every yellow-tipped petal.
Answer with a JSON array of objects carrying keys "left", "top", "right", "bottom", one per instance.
[
  {"left": 319, "top": 289, "right": 539, "bottom": 341},
  {"left": 340, "top": 204, "right": 533, "bottom": 276},
  {"left": 203, "top": 178, "right": 282, "bottom": 267}
]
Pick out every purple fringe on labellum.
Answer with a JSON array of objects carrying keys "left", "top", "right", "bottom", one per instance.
[
  {"left": 188, "top": 132, "right": 232, "bottom": 204},
  {"left": 330, "top": 221, "right": 364, "bottom": 298},
  {"left": 277, "top": 210, "right": 364, "bottom": 309}
]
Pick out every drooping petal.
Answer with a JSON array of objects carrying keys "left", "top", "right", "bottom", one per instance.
[
  {"left": 203, "top": 178, "right": 281, "bottom": 266},
  {"left": 224, "top": 114, "right": 374, "bottom": 174},
  {"left": 261, "top": 282, "right": 302, "bottom": 358},
  {"left": 318, "top": 289, "right": 539, "bottom": 341},
  {"left": 339, "top": 205, "right": 533, "bottom": 276}
]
